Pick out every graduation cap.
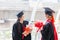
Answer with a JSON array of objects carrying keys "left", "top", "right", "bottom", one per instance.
[
  {"left": 44, "top": 7, "right": 55, "bottom": 16},
  {"left": 17, "top": 11, "right": 24, "bottom": 18}
]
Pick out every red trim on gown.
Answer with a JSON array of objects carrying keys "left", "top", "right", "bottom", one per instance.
[
  {"left": 47, "top": 18, "right": 58, "bottom": 40},
  {"left": 22, "top": 26, "right": 25, "bottom": 40}
]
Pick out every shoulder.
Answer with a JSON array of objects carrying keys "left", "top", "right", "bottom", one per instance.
[
  {"left": 13, "top": 22, "right": 19, "bottom": 27},
  {"left": 45, "top": 21, "right": 52, "bottom": 26},
  {"left": 23, "top": 20, "right": 29, "bottom": 25},
  {"left": 44, "top": 22, "right": 52, "bottom": 28}
]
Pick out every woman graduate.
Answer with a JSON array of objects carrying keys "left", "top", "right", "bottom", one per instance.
[
  {"left": 41, "top": 7, "right": 58, "bottom": 40},
  {"left": 12, "top": 11, "right": 31, "bottom": 40}
]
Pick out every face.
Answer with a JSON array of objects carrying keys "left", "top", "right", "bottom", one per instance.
[
  {"left": 19, "top": 15, "right": 24, "bottom": 21},
  {"left": 52, "top": 13, "right": 55, "bottom": 17},
  {"left": 45, "top": 14, "right": 49, "bottom": 19}
]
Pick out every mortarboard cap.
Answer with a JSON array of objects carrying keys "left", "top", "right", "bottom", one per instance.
[
  {"left": 17, "top": 11, "right": 24, "bottom": 18},
  {"left": 44, "top": 7, "right": 55, "bottom": 16}
]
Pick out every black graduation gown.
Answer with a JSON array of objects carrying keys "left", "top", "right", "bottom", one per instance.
[
  {"left": 12, "top": 21, "right": 31, "bottom": 40},
  {"left": 41, "top": 22, "right": 54, "bottom": 40}
]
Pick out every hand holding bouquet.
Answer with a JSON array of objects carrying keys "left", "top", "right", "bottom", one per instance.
[
  {"left": 22, "top": 25, "right": 32, "bottom": 36},
  {"left": 35, "top": 21, "right": 43, "bottom": 32}
]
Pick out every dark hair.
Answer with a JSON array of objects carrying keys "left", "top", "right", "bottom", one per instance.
[
  {"left": 45, "top": 12, "right": 53, "bottom": 16},
  {"left": 17, "top": 18, "right": 20, "bottom": 22},
  {"left": 44, "top": 7, "right": 55, "bottom": 16}
]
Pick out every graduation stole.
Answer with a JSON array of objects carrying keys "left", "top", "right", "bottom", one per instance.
[
  {"left": 52, "top": 16, "right": 58, "bottom": 40},
  {"left": 47, "top": 16, "right": 58, "bottom": 40},
  {"left": 17, "top": 22, "right": 25, "bottom": 40}
]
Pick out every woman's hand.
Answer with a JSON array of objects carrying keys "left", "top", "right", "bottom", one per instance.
[{"left": 22, "top": 26, "right": 32, "bottom": 36}]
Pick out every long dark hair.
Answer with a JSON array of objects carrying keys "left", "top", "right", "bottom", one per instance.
[{"left": 17, "top": 18, "right": 20, "bottom": 22}]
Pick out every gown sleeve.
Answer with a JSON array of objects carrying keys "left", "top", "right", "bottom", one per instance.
[
  {"left": 12, "top": 23, "right": 22, "bottom": 40},
  {"left": 41, "top": 22, "right": 54, "bottom": 40}
]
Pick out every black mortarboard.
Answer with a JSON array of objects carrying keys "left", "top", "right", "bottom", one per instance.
[
  {"left": 17, "top": 11, "right": 24, "bottom": 18},
  {"left": 44, "top": 7, "right": 55, "bottom": 16}
]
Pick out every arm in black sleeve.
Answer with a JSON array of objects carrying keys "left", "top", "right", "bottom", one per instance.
[
  {"left": 48, "top": 23, "right": 54, "bottom": 40},
  {"left": 41, "top": 23, "right": 54, "bottom": 40},
  {"left": 12, "top": 24, "right": 18, "bottom": 40},
  {"left": 41, "top": 23, "right": 49, "bottom": 37},
  {"left": 12, "top": 23, "right": 22, "bottom": 40}
]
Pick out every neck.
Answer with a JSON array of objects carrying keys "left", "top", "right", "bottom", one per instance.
[
  {"left": 47, "top": 17, "right": 52, "bottom": 20},
  {"left": 20, "top": 20, "right": 23, "bottom": 24},
  {"left": 47, "top": 18, "right": 54, "bottom": 23}
]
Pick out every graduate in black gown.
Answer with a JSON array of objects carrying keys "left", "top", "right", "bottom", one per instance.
[
  {"left": 41, "top": 8, "right": 58, "bottom": 40},
  {"left": 12, "top": 11, "right": 31, "bottom": 40}
]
